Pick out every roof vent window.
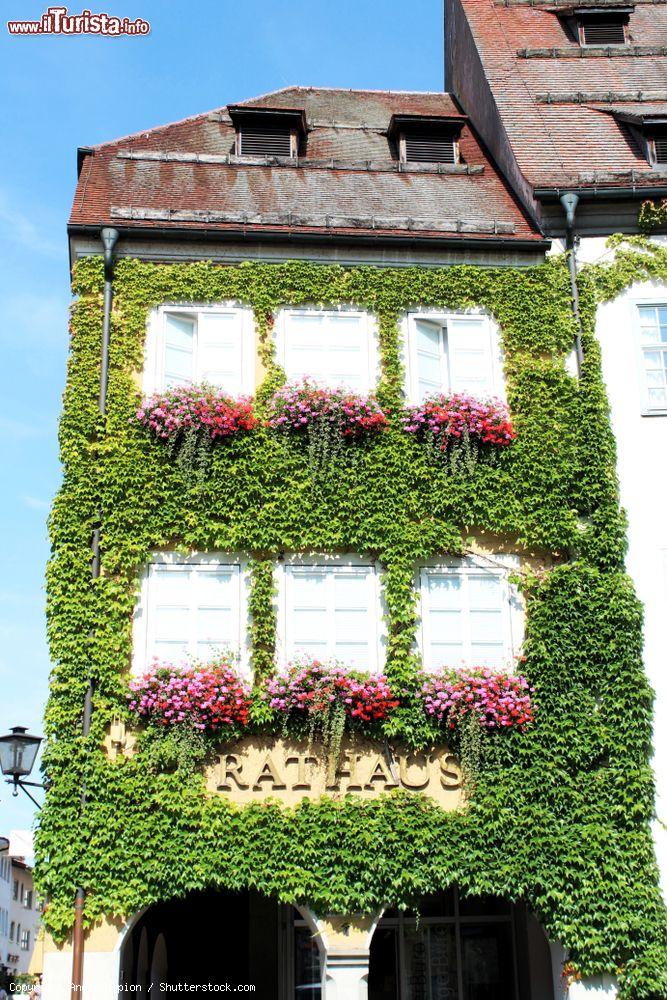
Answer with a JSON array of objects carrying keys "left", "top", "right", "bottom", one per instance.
[
  {"left": 388, "top": 115, "right": 465, "bottom": 166},
  {"left": 579, "top": 14, "right": 628, "bottom": 45},
  {"left": 653, "top": 133, "right": 667, "bottom": 165},
  {"left": 227, "top": 105, "right": 307, "bottom": 160},
  {"left": 238, "top": 128, "right": 294, "bottom": 158},
  {"left": 403, "top": 134, "right": 457, "bottom": 164}
]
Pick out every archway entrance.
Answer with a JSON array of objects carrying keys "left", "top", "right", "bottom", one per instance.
[
  {"left": 294, "top": 892, "right": 555, "bottom": 1000},
  {"left": 367, "top": 890, "right": 545, "bottom": 1000},
  {"left": 119, "top": 889, "right": 554, "bottom": 999},
  {"left": 120, "top": 888, "right": 289, "bottom": 994}
]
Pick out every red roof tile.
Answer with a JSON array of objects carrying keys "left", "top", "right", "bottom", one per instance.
[
  {"left": 453, "top": 0, "right": 667, "bottom": 188},
  {"left": 69, "top": 87, "right": 543, "bottom": 243}
]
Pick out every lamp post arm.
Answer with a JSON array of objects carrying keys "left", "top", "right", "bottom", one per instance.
[
  {"left": 5, "top": 777, "right": 43, "bottom": 809},
  {"left": 18, "top": 784, "right": 43, "bottom": 810}
]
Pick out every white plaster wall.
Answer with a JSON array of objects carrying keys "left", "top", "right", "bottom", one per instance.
[
  {"left": 43, "top": 949, "right": 121, "bottom": 1000},
  {"left": 583, "top": 236, "right": 667, "bottom": 898}
]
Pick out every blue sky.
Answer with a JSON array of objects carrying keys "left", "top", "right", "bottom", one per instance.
[{"left": 0, "top": 0, "right": 444, "bottom": 834}]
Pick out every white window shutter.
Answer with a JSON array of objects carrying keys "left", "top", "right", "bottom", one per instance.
[
  {"left": 194, "top": 566, "right": 240, "bottom": 659},
  {"left": 144, "top": 562, "right": 242, "bottom": 668},
  {"left": 148, "top": 566, "right": 192, "bottom": 664},
  {"left": 164, "top": 314, "right": 195, "bottom": 387},
  {"left": 467, "top": 574, "right": 506, "bottom": 667},
  {"left": 447, "top": 318, "right": 496, "bottom": 396},
  {"left": 284, "top": 563, "right": 378, "bottom": 670},
  {"left": 414, "top": 319, "right": 446, "bottom": 399},
  {"left": 283, "top": 314, "right": 328, "bottom": 383},
  {"left": 282, "top": 311, "right": 372, "bottom": 391},
  {"left": 420, "top": 567, "right": 511, "bottom": 670},
  {"left": 332, "top": 570, "right": 372, "bottom": 668},
  {"left": 288, "top": 569, "right": 330, "bottom": 658},
  {"left": 422, "top": 572, "right": 465, "bottom": 669},
  {"left": 326, "top": 314, "right": 367, "bottom": 391},
  {"left": 197, "top": 313, "right": 244, "bottom": 393}
]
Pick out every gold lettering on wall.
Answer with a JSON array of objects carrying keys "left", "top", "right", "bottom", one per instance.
[{"left": 205, "top": 737, "right": 463, "bottom": 809}]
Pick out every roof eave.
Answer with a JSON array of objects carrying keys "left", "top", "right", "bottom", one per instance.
[
  {"left": 534, "top": 182, "right": 667, "bottom": 199},
  {"left": 67, "top": 221, "right": 550, "bottom": 252}
]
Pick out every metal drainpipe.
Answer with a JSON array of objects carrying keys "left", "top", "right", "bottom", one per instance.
[
  {"left": 70, "top": 226, "right": 119, "bottom": 1000},
  {"left": 559, "top": 192, "right": 584, "bottom": 374}
]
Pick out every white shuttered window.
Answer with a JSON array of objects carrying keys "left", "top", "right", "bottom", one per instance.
[
  {"left": 637, "top": 304, "right": 667, "bottom": 412},
  {"left": 406, "top": 313, "right": 502, "bottom": 402},
  {"left": 133, "top": 556, "right": 247, "bottom": 673},
  {"left": 418, "top": 563, "right": 517, "bottom": 671},
  {"left": 144, "top": 306, "right": 254, "bottom": 394},
  {"left": 281, "top": 561, "right": 382, "bottom": 671},
  {"left": 277, "top": 309, "right": 379, "bottom": 392}
]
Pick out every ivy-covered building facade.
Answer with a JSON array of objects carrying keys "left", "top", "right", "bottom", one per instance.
[{"left": 38, "top": 67, "right": 667, "bottom": 1000}]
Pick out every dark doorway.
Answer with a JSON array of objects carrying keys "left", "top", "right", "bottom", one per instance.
[{"left": 120, "top": 888, "right": 283, "bottom": 996}]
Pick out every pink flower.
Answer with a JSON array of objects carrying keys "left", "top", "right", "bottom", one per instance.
[{"left": 417, "top": 667, "right": 534, "bottom": 731}]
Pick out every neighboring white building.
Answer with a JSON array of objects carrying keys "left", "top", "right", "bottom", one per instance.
[
  {"left": 8, "top": 858, "right": 40, "bottom": 977},
  {"left": 582, "top": 238, "right": 667, "bottom": 893},
  {"left": 1, "top": 835, "right": 41, "bottom": 980},
  {"left": 0, "top": 852, "right": 11, "bottom": 982}
]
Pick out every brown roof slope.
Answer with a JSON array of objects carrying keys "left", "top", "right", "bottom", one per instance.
[
  {"left": 70, "top": 87, "right": 542, "bottom": 242},
  {"left": 455, "top": 0, "right": 667, "bottom": 188}
]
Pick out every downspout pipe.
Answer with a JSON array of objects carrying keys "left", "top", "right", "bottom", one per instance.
[
  {"left": 559, "top": 192, "right": 584, "bottom": 374},
  {"left": 71, "top": 227, "right": 119, "bottom": 1000},
  {"left": 83, "top": 226, "right": 118, "bottom": 736}
]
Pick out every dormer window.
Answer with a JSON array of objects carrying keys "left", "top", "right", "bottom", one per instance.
[
  {"left": 649, "top": 128, "right": 667, "bottom": 167},
  {"left": 574, "top": 7, "right": 631, "bottom": 45},
  {"left": 227, "top": 105, "right": 306, "bottom": 159},
  {"left": 388, "top": 114, "right": 465, "bottom": 165},
  {"left": 604, "top": 109, "right": 667, "bottom": 168}
]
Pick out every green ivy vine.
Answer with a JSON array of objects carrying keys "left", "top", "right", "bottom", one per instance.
[{"left": 35, "top": 254, "right": 667, "bottom": 999}]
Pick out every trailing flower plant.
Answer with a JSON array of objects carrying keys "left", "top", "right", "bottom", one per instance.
[
  {"left": 263, "top": 658, "right": 399, "bottom": 774},
  {"left": 418, "top": 667, "right": 534, "bottom": 788},
  {"left": 418, "top": 668, "right": 534, "bottom": 731},
  {"left": 402, "top": 393, "right": 515, "bottom": 473},
  {"left": 136, "top": 383, "right": 258, "bottom": 480},
  {"left": 266, "top": 379, "right": 388, "bottom": 478},
  {"left": 128, "top": 656, "right": 251, "bottom": 733}
]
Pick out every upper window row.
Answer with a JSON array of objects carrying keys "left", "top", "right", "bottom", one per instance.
[
  {"left": 132, "top": 553, "right": 522, "bottom": 677},
  {"left": 143, "top": 306, "right": 504, "bottom": 401},
  {"left": 227, "top": 107, "right": 464, "bottom": 165}
]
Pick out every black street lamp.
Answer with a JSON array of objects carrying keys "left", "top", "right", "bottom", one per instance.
[{"left": 0, "top": 727, "right": 44, "bottom": 808}]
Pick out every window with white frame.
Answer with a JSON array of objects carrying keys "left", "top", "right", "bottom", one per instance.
[
  {"left": 20, "top": 929, "right": 29, "bottom": 950},
  {"left": 637, "top": 304, "right": 667, "bottom": 412},
  {"left": 133, "top": 555, "right": 248, "bottom": 673},
  {"left": 405, "top": 312, "right": 503, "bottom": 402},
  {"left": 143, "top": 305, "right": 254, "bottom": 395},
  {"left": 276, "top": 309, "right": 379, "bottom": 392},
  {"left": 279, "top": 559, "right": 383, "bottom": 671},
  {"left": 418, "top": 560, "right": 518, "bottom": 671}
]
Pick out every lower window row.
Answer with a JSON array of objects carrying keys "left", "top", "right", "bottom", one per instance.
[{"left": 133, "top": 553, "right": 522, "bottom": 675}]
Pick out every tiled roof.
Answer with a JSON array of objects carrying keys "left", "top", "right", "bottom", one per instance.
[
  {"left": 69, "top": 87, "right": 542, "bottom": 243},
  {"left": 453, "top": 0, "right": 667, "bottom": 188}
]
